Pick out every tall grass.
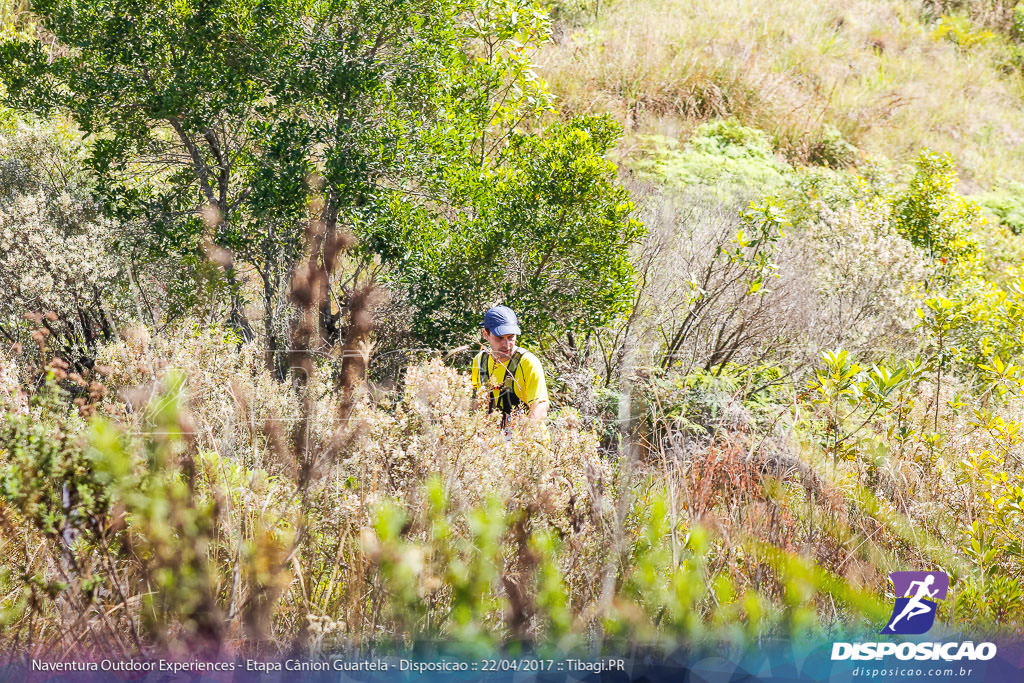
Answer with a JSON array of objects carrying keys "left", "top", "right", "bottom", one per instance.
[
  {"left": 0, "top": 341, "right": 900, "bottom": 656},
  {"left": 539, "top": 0, "right": 1024, "bottom": 189}
]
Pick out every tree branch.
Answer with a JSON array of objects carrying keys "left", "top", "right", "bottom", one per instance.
[{"left": 168, "top": 117, "right": 216, "bottom": 205}]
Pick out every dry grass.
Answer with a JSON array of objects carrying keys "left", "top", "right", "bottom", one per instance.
[{"left": 539, "top": 0, "right": 1024, "bottom": 189}]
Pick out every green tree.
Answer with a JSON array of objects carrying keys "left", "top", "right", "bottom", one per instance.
[
  {"left": 366, "top": 114, "right": 643, "bottom": 348},
  {"left": 0, "top": 0, "right": 479, "bottom": 373},
  {"left": 891, "top": 149, "right": 980, "bottom": 264},
  {"left": 354, "top": 1, "right": 642, "bottom": 351},
  {"left": 1, "top": 0, "right": 641, "bottom": 364}
]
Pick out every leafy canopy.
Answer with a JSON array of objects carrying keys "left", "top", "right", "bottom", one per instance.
[
  {"left": 0, "top": 0, "right": 642, "bottom": 353},
  {"left": 366, "top": 114, "right": 643, "bottom": 348},
  {"left": 0, "top": 0, "right": 475, "bottom": 296}
]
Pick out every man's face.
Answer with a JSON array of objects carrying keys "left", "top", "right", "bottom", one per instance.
[{"left": 482, "top": 329, "right": 517, "bottom": 360}]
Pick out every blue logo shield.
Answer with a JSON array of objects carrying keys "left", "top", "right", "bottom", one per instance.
[{"left": 881, "top": 571, "right": 949, "bottom": 635}]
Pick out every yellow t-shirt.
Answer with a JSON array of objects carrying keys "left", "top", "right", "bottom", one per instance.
[{"left": 471, "top": 348, "right": 549, "bottom": 408}]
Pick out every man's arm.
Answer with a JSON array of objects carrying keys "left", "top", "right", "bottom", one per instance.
[{"left": 516, "top": 351, "right": 549, "bottom": 423}]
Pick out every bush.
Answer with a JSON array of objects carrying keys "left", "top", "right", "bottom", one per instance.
[
  {"left": 974, "top": 181, "right": 1024, "bottom": 234},
  {"left": 804, "top": 197, "right": 927, "bottom": 353},
  {"left": 931, "top": 13, "right": 997, "bottom": 49},
  {"left": 891, "top": 149, "right": 981, "bottom": 263},
  {"left": 807, "top": 125, "right": 858, "bottom": 170},
  {"left": 0, "top": 122, "right": 129, "bottom": 362},
  {"left": 636, "top": 119, "right": 790, "bottom": 194},
  {"left": 370, "top": 115, "right": 644, "bottom": 348},
  {"left": 0, "top": 380, "right": 107, "bottom": 542}
]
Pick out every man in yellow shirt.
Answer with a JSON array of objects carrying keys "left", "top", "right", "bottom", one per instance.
[{"left": 471, "top": 306, "right": 549, "bottom": 427}]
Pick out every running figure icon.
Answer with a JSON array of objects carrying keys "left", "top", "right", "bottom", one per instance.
[
  {"left": 887, "top": 575, "right": 937, "bottom": 631},
  {"left": 881, "top": 571, "right": 949, "bottom": 635}
]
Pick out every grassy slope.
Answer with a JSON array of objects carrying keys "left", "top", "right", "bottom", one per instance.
[{"left": 538, "top": 0, "right": 1024, "bottom": 192}]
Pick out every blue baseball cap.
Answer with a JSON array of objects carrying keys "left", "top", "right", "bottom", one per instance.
[{"left": 481, "top": 306, "right": 521, "bottom": 336}]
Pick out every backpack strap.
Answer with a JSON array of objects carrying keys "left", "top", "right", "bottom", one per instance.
[
  {"left": 497, "top": 349, "right": 525, "bottom": 416},
  {"left": 502, "top": 350, "right": 524, "bottom": 395},
  {"left": 477, "top": 350, "right": 490, "bottom": 386}
]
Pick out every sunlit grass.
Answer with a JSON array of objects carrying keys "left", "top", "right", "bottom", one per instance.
[{"left": 539, "top": 0, "right": 1024, "bottom": 189}]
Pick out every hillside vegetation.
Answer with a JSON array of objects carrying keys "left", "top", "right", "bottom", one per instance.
[
  {"left": 542, "top": 0, "right": 1024, "bottom": 192},
  {"left": 1, "top": 0, "right": 1024, "bottom": 661}
]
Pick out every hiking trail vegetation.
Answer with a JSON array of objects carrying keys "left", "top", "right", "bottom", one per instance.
[{"left": 2, "top": 0, "right": 1024, "bottom": 658}]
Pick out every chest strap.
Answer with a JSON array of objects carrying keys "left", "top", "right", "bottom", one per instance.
[{"left": 478, "top": 349, "right": 525, "bottom": 416}]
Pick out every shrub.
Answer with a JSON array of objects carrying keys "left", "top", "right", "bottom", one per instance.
[
  {"left": 636, "top": 119, "right": 790, "bottom": 194},
  {"left": 370, "top": 115, "right": 644, "bottom": 348},
  {"left": 807, "top": 124, "right": 858, "bottom": 170},
  {"left": 0, "top": 380, "right": 106, "bottom": 542},
  {"left": 931, "top": 13, "right": 997, "bottom": 49},
  {"left": 974, "top": 181, "right": 1024, "bottom": 234},
  {"left": 805, "top": 197, "right": 927, "bottom": 353},
  {"left": 0, "top": 122, "right": 131, "bottom": 363},
  {"left": 891, "top": 149, "right": 981, "bottom": 263}
]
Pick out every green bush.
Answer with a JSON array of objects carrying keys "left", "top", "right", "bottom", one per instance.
[
  {"left": 974, "top": 181, "right": 1024, "bottom": 234},
  {"left": 370, "top": 115, "right": 644, "bottom": 348},
  {"left": 807, "top": 124, "right": 858, "bottom": 170},
  {"left": 891, "top": 149, "right": 980, "bottom": 262},
  {"left": 637, "top": 119, "right": 791, "bottom": 195},
  {"left": 0, "top": 381, "right": 108, "bottom": 540}
]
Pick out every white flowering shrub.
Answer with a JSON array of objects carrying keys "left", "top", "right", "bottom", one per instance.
[
  {"left": 803, "top": 198, "right": 928, "bottom": 353},
  {"left": 0, "top": 122, "right": 135, "bottom": 358},
  {"left": 348, "top": 359, "right": 613, "bottom": 523},
  {"left": 0, "top": 351, "right": 26, "bottom": 414},
  {"left": 96, "top": 323, "right": 304, "bottom": 467},
  {"left": 0, "top": 192, "right": 126, "bottom": 317}
]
